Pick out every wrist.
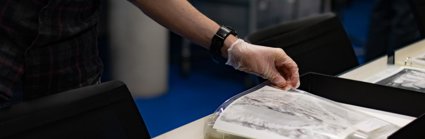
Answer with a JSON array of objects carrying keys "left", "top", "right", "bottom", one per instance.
[
  {"left": 221, "top": 35, "right": 238, "bottom": 58},
  {"left": 209, "top": 25, "right": 237, "bottom": 64}
]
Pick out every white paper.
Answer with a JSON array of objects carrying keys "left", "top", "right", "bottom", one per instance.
[
  {"left": 354, "top": 119, "right": 389, "bottom": 133},
  {"left": 339, "top": 103, "right": 415, "bottom": 127},
  {"left": 213, "top": 86, "right": 399, "bottom": 139}
]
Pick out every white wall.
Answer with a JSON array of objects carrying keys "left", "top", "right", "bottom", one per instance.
[{"left": 109, "top": 0, "right": 168, "bottom": 97}]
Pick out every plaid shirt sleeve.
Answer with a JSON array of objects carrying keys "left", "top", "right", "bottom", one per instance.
[
  {"left": 0, "top": 0, "right": 44, "bottom": 108},
  {"left": 0, "top": 38, "right": 24, "bottom": 108},
  {"left": 0, "top": 0, "right": 103, "bottom": 108}
]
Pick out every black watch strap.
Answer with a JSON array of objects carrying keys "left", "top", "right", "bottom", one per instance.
[{"left": 210, "top": 26, "right": 237, "bottom": 64}]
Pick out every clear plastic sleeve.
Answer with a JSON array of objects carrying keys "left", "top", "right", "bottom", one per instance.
[{"left": 204, "top": 82, "right": 400, "bottom": 139}]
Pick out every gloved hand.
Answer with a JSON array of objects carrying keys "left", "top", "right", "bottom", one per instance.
[{"left": 226, "top": 39, "right": 300, "bottom": 90}]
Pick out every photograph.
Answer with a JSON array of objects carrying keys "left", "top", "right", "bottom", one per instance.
[
  {"left": 376, "top": 68, "right": 425, "bottom": 93},
  {"left": 414, "top": 55, "right": 425, "bottom": 62},
  {"left": 411, "top": 54, "right": 425, "bottom": 67},
  {"left": 213, "top": 86, "right": 396, "bottom": 139}
]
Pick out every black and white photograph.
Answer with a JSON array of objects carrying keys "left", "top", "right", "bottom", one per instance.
[
  {"left": 376, "top": 68, "right": 425, "bottom": 93},
  {"left": 414, "top": 54, "right": 425, "bottom": 62},
  {"left": 412, "top": 53, "right": 425, "bottom": 67},
  {"left": 213, "top": 86, "right": 397, "bottom": 139}
]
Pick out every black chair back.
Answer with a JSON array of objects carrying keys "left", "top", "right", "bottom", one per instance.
[
  {"left": 0, "top": 81, "right": 150, "bottom": 139},
  {"left": 246, "top": 13, "right": 359, "bottom": 76},
  {"left": 409, "top": 0, "right": 425, "bottom": 38}
]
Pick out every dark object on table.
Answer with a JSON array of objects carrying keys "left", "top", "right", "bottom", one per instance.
[
  {"left": 247, "top": 13, "right": 359, "bottom": 76},
  {"left": 0, "top": 81, "right": 150, "bottom": 139}
]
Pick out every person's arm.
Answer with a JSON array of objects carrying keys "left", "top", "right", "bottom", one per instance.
[
  {"left": 129, "top": 0, "right": 299, "bottom": 89},
  {"left": 129, "top": 0, "right": 227, "bottom": 49}
]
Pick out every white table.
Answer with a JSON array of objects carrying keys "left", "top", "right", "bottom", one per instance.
[
  {"left": 154, "top": 39, "right": 425, "bottom": 139},
  {"left": 339, "top": 39, "right": 425, "bottom": 81}
]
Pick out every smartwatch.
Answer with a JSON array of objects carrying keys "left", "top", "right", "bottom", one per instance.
[{"left": 209, "top": 26, "right": 238, "bottom": 64}]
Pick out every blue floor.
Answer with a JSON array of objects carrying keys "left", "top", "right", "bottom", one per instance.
[
  {"left": 340, "top": 0, "right": 374, "bottom": 64},
  {"left": 133, "top": 0, "right": 374, "bottom": 137},
  {"left": 135, "top": 64, "right": 247, "bottom": 137}
]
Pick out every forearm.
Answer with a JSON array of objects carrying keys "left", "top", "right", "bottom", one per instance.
[
  {"left": 129, "top": 0, "right": 299, "bottom": 89},
  {"left": 129, "top": 0, "right": 236, "bottom": 55}
]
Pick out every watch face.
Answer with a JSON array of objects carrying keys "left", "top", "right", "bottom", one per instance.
[
  {"left": 216, "top": 26, "right": 232, "bottom": 39},
  {"left": 223, "top": 26, "right": 238, "bottom": 36}
]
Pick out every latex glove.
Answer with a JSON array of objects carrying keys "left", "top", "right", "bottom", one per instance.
[{"left": 226, "top": 39, "right": 300, "bottom": 90}]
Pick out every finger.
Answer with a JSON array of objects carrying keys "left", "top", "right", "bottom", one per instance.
[
  {"left": 276, "top": 58, "right": 300, "bottom": 88},
  {"left": 280, "top": 62, "right": 299, "bottom": 88},
  {"left": 267, "top": 68, "right": 289, "bottom": 89},
  {"left": 283, "top": 85, "right": 291, "bottom": 91},
  {"left": 288, "top": 71, "right": 300, "bottom": 88},
  {"left": 295, "top": 80, "right": 301, "bottom": 88},
  {"left": 286, "top": 71, "right": 299, "bottom": 89},
  {"left": 288, "top": 64, "right": 300, "bottom": 88}
]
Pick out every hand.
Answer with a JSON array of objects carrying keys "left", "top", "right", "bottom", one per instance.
[{"left": 226, "top": 39, "right": 300, "bottom": 90}]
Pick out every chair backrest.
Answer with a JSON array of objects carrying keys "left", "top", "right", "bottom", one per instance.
[
  {"left": 409, "top": 0, "right": 425, "bottom": 38},
  {"left": 0, "top": 81, "right": 150, "bottom": 139},
  {"left": 246, "top": 13, "right": 359, "bottom": 76}
]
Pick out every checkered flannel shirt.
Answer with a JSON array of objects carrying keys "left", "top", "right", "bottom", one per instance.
[{"left": 0, "top": 0, "right": 103, "bottom": 108}]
